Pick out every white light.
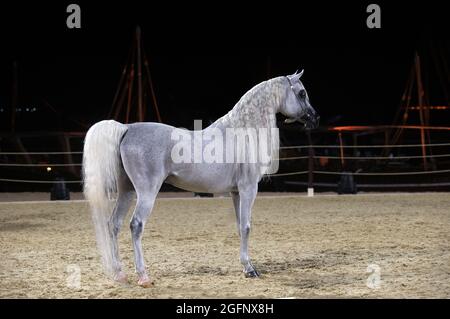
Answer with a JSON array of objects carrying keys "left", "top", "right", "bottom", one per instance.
[{"left": 47, "top": 167, "right": 52, "bottom": 172}]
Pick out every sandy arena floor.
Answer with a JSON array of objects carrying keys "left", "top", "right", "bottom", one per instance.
[{"left": 0, "top": 193, "right": 449, "bottom": 298}]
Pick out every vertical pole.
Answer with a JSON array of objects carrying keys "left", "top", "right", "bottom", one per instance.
[
  {"left": 307, "top": 129, "right": 314, "bottom": 197},
  {"left": 112, "top": 82, "right": 128, "bottom": 121},
  {"left": 136, "top": 26, "right": 143, "bottom": 122},
  {"left": 338, "top": 131, "right": 345, "bottom": 168},
  {"left": 113, "top": 45, "right": 136, "bottom": 122},
  {"left": 125, "top": 68, "right": 134, "bottom": 124},
  {"left": 125, "top": 41, "right": 136, "bottom": 124},
  {"left": 384, "top": 130, "right": 389, "bottom": 147},
  {"left": 144, "top": 55, "right": 162, "bottom": 122},
  {"left": 11, "top": 61, "right": 18, "bottom": 132},
  {"left": 13, "top": 137, "right": 32, "bottom": 165},
  {"left": 108, "top": 58, "right": 129, "bottom": 120},
  {"left": 61, "top": 135, "right": 76, "bottom": 176},
  {"left": 415, "top": 53, "right": 428, "bottom": 170},
  {"left": 420, "top": 127, "right": 427, "bottom": 168},
  {"left": 384, "top": 129, "right": 390, "bottom": 161}
]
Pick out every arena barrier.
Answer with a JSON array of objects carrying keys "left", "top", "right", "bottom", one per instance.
[{"left": 1, "top": 142, "right": 450, "bottom": 192}]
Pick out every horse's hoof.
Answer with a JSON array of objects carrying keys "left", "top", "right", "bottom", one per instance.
[
  {"left": 137, "top": 276, "right": 154, "bottom": 288},
  {"left": 113, "top": 271, "right": 128, "bottom": 284},
  {"left": 244, "top": 269, "right": 260, "bottom": 278}
]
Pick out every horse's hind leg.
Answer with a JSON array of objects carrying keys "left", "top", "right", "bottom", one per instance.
[
  {"left": 128, "top": 175, "right": 164, "bottom": 287},
  {"left": 108, "top": 172, "right": 134, "bottom": 283}
]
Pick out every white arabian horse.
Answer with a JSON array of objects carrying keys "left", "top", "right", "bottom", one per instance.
[{"left": 83, "top": 71, "right": 319, "bottom": 287}]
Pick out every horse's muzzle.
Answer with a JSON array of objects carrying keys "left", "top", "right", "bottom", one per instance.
[
  {"left": 302, "top": 112, "right": 320, "bottom": 129},
  {"left": 284, "top": 111, "right": 320, "bottom": 129}
]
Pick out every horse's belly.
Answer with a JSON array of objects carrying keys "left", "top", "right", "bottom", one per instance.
[{"left": 165, "top": 164, "right": 236, "bottom": 193}]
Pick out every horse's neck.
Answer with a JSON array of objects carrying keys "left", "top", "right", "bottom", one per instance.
[{"left": 208, "top": 77, "right": 285, "bottom": 131}]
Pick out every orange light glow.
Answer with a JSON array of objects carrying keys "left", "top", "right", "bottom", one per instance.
[
  {"left": 407, "top": 106, "right": 449, "bottom": 110},
  {"left": 328, "top": 125, "right": 450, "bottom": 132}
]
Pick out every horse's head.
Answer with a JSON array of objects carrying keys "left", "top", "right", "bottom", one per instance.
[{"left": 281, "top": 70, "right": 320, "bottom": 129}]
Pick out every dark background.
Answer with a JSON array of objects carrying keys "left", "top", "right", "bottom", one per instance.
[{"left": 0, "top": 1, "right": 449, "bottom": 131}]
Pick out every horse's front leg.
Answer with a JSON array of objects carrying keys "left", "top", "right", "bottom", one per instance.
[
  {"left": 238, "top": 183, "right": 259, "bottom": 278},
  {"left": 231, "top": 191, "right": 240, "bottom": 236}
]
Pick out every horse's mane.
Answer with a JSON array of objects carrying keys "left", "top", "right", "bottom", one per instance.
[
  {"left": 219, "top": 77, "right": 286, "bottom": 129},
  {"left": 215, "top": 76, "right": 287, "bottom": 176}
]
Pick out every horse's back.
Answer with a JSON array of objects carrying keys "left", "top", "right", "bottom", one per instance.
[{"left": 127, "top": 121, "right": 174, "bottom": 136}]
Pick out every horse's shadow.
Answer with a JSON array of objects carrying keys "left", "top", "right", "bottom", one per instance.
[
  {"left": 0, "top": 222, "right": 45, "bottom": 232},
  {"left": 175, "top": 256, "right": 326, "bottom": 277},
  {"left": 256, "top": 257, "right": 325, "bottom": 274}
]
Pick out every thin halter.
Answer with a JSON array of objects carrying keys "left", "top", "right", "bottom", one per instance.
[{"left": 285, "top": 76, "right": 294, "bottom": 88}]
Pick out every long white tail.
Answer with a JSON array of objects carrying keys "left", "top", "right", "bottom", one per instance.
[{"left": 83, "top": 120, "right": 128, "bottom": 275}]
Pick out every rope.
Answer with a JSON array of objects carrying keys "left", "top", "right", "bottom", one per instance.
[
  {"left": 285, "top": 181, "right": 450, "bottom": 188},
  {"left": 1, "top": 142, "right": 449, "bottom": 182},
  {"left": 310, "top": 154, "right": 450, "bottom": 160},
  {"left": 278, "top": 154, "right": 450, "bottom": 160},
  {"left": 313, "top": 169, "right": 450, "bottom": 176},
  {"left": 1, "top": 142, "right": 450, "bottom": 155},
  {"left": 267, "top": 169, "right": 450, "bottom": 177},
  {"left": 267, "top": 171, "right": 309, "bottom": 177},
  {"left": 276, "top": 156, "right": 309, "bottom": 161},
  {"left": 0, "top": 163, "right": 82, "bottom": 167},
  {"left": 2, "top": 152, "right": 450, "bottom": 166},
  {"left": 0, "top": 151, "right": 83, "bottom": 155},
  {"left": 280, "top": 142, "right": 450, "bottom": 150},
  {"left": 0, "top": 178, "right": 82, "bottom": 184},
  {"left": 1, "top": 168, "right": 449, "bottom": 182}
]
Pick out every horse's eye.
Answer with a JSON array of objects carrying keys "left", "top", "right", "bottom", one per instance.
[{"left": 299, "top": 90, "right": 306, "bottom": 98}]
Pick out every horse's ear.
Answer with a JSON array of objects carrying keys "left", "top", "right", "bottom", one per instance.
[{"left": 290, "top": 69, "right": 304, "bottom": 81}]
